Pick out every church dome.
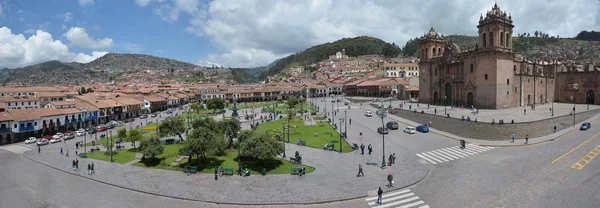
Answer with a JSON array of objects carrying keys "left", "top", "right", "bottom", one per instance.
[{"left": 480, "top": 3, "right": 512, "bottom": 24}]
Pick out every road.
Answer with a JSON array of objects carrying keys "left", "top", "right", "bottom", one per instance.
[{"left": 2, "top": 99, "right": 600, "bottom": 207}]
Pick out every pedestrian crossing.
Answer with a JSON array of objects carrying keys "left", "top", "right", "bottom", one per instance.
[
  {"left": 0, "top": 143, "right": 36, "bottom": 154},
  {"left": 416, "top": 144, "right": 494, "bottom": 165},
  {"left": 366, "top": 189, "right": 429, "bottom": 208}
]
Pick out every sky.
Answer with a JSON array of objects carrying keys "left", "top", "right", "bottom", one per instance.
[{"left": 0, "top": 0, "right": 599, "bottom": 69}]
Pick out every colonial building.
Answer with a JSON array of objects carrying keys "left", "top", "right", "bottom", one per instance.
[{"left": 419, "top": 3, "right": 557, "bottom": 109}]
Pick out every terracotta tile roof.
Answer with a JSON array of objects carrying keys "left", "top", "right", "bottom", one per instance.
[
  {"left": 73, "top": 100, "right": 99, "bottom": 112},
  {"left": 112, "top": 97, "right": 144, "bottom": 106},
  {"left": 0, "top": 87, "right": 61, "bottom": 93},
  {"left": 405, "top": 85, "right": 419, "bottom": 91},
  {"left": 1, "top": 96, "right": 41, "bottom": 102},
  {"left": 36, "top": 92, "right": 68, "bottom": 98},
  {"left": 0, "top": 111, "right": 12, "bottom": 121},
  {"left": 0, "top": 102, "right": 6, "bottom": 109},
  {"left": 167, "top": 96, "right": 179, "bottom": 100},
  {"left": 48, "top": 101, "right": 76, "bottom": 106},
  {"left": 144, "top": 95, "right": 167, "bottom": 102}
]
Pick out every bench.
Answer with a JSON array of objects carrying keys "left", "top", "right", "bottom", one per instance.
[
  {"left": 352, "top": 143, "right": 359, "bottom": 150},
  {"left": 165, "top": 138, "right": 175, "bottom": 145},
  {"left": 183, "top": 166, "right": 197, "bottom": 174},
  {"left": 90, "top": 147, "right": 100, "bottom": 153},
  {"left": 291, "top": 167, "right": 303, "bottom": 175},
  {"left": 222, "top": 168, "right": 234, "bottom": 175},
  {"left": 116, "top": 144, "right": 125, "bottom": 150},
  {"left": 289, "top": 157, "right": 298, "bottom": 163}
]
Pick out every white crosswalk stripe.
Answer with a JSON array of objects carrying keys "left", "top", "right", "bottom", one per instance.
[
  {"left": 366, "top": 189, "right": 429, "bottom": 208},
  {"left": 416, "top": 144, "right": 494, "bottom": 165},
  {"left": 0, "top": 143, "right": 36, "bottom": 154}
]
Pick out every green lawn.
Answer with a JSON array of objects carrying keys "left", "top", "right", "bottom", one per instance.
[
  {"left": 178, "top": 150, "right": 315, "bottom": 175},
  {"left": 256, "top": 116, "right": 353, "bottom": 152},
  {"left": 132, "top": 143, "right": 185, "bottom": 170},
  {"left": 85, "top": 148, "right": 138, "bottom": 164}
]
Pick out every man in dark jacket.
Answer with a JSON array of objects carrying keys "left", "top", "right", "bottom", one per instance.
[
  {"left": 360, "top": 143, "right": 365, "bottom": 155},
  {"left": 387, "top": 173, "right": 393, "bottom": 187},
  {"left": 377, "top": 187, "right": 383, "bottom": 204},
  {"left": 357, "top": 164, "right": 364, "bottom": 177}
]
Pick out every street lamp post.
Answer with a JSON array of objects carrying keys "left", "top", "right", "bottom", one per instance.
[
  {"left": 83, "top": 129, "right": 87, "bottom": 157},
  {"left": 574, "top": 84, "right": 578, "bottom": 127},
  {"left": 587, "top": 93, "right": 590, "bottom": 110},
  {"left": 237, "top": 131, "right": 241, "bottom": 176},
  {"left": 282, "top": 122, "right": 286, "bottom": 158},
  {"left": 339, "top": 117, "right": 343, "bottom": 153},
  {"left": 109, "top": 130, "right": 113, "bottom": 163},
  {"left": 552, "top": 100, "right": 554, "bottom": 117},
  {"left": 377, "top": 107, "right": 387, "bottom": 169},
  {"left": 344, "top": 110, "right": 347, "bottom": 138},
  {"left": 444, "top": 96, "right": 447, "bottom": 115}
]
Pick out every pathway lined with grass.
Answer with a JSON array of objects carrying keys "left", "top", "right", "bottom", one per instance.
[{"left": 256, "top": 116, "right": 353, "bottom": 152}]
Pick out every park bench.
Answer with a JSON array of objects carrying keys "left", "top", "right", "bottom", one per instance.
[
  {"left": 291, "top": 167, "right": 302, "bottom": 175},
  {"left": 165, "top": 138, "right": 175, "bottom": 145},
  {"left": 222, "top": 168, "right": 234, "bottom": 175},
  {"left": 90, "top": 147, "right": 100, "bottom": 153},
  {"left": 116, "top": 144, "right": 125, "bottom": 150},
  {"left": 183, "top": 166, "right": 197, "bottom": 174},
  {"left": 352, "top": 143, "right": 359, "bottom": 150},
  {"left": 289, "top": 157, "right": 298, "bottom": 163}
]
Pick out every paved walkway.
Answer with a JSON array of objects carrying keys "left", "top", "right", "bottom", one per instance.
[
  {"left": 23, "top": 111, "right": 429, "bottom": 205},
  {"left": 361, "top": 104, "right": 600, "bottom": 147}
]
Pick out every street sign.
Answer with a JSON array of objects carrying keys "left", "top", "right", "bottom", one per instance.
[{"left": 376, "top": 110, "right": 387, "bottom": 118}]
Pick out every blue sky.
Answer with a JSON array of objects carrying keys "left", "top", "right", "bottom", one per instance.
[{"left": 0, "top": 0, "right": 598, "bottom": 69}]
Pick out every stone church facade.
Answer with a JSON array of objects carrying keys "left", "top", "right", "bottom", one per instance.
[{"left": 419, "top": 3, "right": 558, "bottom": 109}]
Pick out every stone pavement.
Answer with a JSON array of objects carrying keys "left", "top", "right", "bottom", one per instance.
[{"left": 361, "top": 104, "right": 600, "bottom": 147}]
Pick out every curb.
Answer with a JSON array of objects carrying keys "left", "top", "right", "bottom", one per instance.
[
  {"left": 359, "top": 105, "right": 596, "bottom": 148},
  {"left": 21, "top": 151, "right": 427, "bottom": 206}
]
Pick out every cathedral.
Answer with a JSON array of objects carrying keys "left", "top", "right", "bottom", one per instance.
[{"left": 418, "top": 3, "right": 559, "bottom": 109}]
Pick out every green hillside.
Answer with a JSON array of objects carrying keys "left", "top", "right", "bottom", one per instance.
[{"left": 258, "top": 36, "right": 401, "bottom": 80}]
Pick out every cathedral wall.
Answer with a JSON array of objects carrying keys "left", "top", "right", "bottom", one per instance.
[
  {"left": 419, "top": 62, "right": 432, "bottom": 103},
  {"left": 473, "top": 54, "right": 497, "bottom": 108},
  {"left": 495, "top": 58, "right": 517, "bottom": 108}
]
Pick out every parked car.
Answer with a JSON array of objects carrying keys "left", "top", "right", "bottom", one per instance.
[
  {"left": 365, "top": 111, "right": 373, "bottom": 117},
  {"left": 403, "top": 127, "right": 416, "bottom": 134},
  {"left": 151, "top": 114, "right": 157, "bottom": 118},
  {"left": 580, "top": 122, "right": 591, "bottom": 130},
  {"left": 140, "top": 115, "right": 148, "bottom": 119},
  {"left": 344, "top": 101, "right": 349, "bottom": 105},
  {"left": 416, "top": 125, "right": 429, "bottom": 133},
  {"left": 76, "top": 130, "right": 86, "bottom": 136},
  {"left": 25, "top": 137, "right": 37, "bottom": 144},
  {"left": 50, "top": 137, "right": 61, "bottom": 144},
  {"left": 386, "top": 121, "right": 399, "bottom": 130},
  {"left": 87, "top": 128, "right": 97, "bottom": 134},
  {"left": 377, "top": 127, "right": 389, "bottom": 134},
  {"left": 96, "top": 126, "right": 107, "bottom": 132},
  {"left": 65, "top": 133, "right": 75, "bottom": 140},
  {"left": 166, "top": 110, "right": 172, "bottom": 114},
  {"left": 37, "top": 139, "right": 49, "bottom": 146}
]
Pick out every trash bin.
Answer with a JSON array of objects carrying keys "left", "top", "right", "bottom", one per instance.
[{"left": 261, "top": 168, "right": 266, "bottom": 176}]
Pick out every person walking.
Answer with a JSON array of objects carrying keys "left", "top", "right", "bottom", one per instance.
[
  {"left": 75, "top": 158, "right": 79, "bottom": 169},
  {"left": 511, "top": 133, "right": 515, "bottom": 143},
  {"left": 368, "top": 144, "right": 373, "bottom": 154},
  {"left": 87, "top": 163, "right": 91, "bottom": 175},
  {"left": 392, "top": 153, "right": 396, "bottom": 164},
  {"left": 387, "top": 173, "right": 394, "bottom": 187},
  {"left": 91, "top": 162, "right": 95, "bottom": 175},
  {"left": 357, "top": 164, "right": 364, "bottom": 177},
  {"left": 349, "top": 119, "right": 352, "bottom": 125},
  {"left": 65, "top": 149, "right": 69, "bottom": 157},
  {"left": 72, "top": 160, "right": 76, "bottom": 170},
  {"left": 360, "top": 143, "right": 365, "bottom": 155},
  {"left": 554, "top": 125, "right": 557, "bottom": 133},
  {"left": 60, "top": 147, "right": 63, "bottom": 155},
  {"left": 525, "top": 135, "right": 529, "bottom": 144},
  {"left": 388, "top": 154, "right": 393, "bottom": 166},
  {"left": 377, "top": 187, "right": 384, "bottom": 204},
  {"left": 38, "top": 146, "right": 40, "bottom": 153}
]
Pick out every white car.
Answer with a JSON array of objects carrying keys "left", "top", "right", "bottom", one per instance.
[
  {"left": 403, "top": 127, "right": 416, "bottom": 134},
  {"left": 25, "top": 137, "right": 37, "bottom": 144},
  {"left": 365, "top": 111, "right": 373, "bottom": 117},
  {"left": 37, "top": 139, "right": 49, "bottom": 146},
  {"left": 76, "top": 130, "right": 86, "bottom": 136},
  {"left": 50, "top": 135, "right": 62, "bottom": 143}
]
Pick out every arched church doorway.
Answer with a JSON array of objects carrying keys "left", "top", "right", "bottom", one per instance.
[
  {"left": 467, "top": 92, "right": 474, "bottom": 107},
  {"left": 445, "top": 83, "right": 452, "bottom": 106},
  {"left": 527, "top": 94, "right": 531, "bottom": 105},
  {"left": 587, "top": 90, "right": 595, "bottom": 104},
  {"left": 433, "top": 91, "right": 439, "bottom": 105}
]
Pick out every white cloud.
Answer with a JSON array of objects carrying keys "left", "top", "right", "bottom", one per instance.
[
  {"left": 195, "top": 60, "right": 222, "bottom": 68},
  {"left": 78, "top": 0, "right": 94, "bottom": 7},
  {"left": 23, "top": 29, "right": 34, "bottom": 34},
  {"left": 139, "top": 0, "right": 600, "bottom": 68},
  {"left": 135, "top": 0, "right": 165, "bottom": 7},
  {"left": 62, "top": 25, "right": 67, "bottom": 30},
  {"left": 0, "top": 3, "right": 4, "bottom": 17},
  {"left": 63, "top": 27, "right": 114, "bottom": 49},
  {"left": 0, "top": 26, "right": 108, "bottom": 69},
  {"left": 62, "top": 12, "right": 73, "bottom": 22}
]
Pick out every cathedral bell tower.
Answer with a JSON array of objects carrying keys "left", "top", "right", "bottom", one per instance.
[
  {"left": 477, "top": 3, "right": 514, "bottom": 52},
  {"left": 420, "top": 27, "right": 445, "bottom": 61}
]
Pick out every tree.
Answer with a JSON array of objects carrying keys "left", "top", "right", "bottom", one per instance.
[
  {"left": 240, "top": 132, "right": 284, "bottom": 160},
  {"left": 159, "top": 116, "right": 186, "bottom": 141},
  {"left": 102, "top": 138, "right": 114, "bottom": 156},
  {"left": 534, "top": 31, "right": 538, "bottom": 37},
  {"left": 87, "top": 88, "right": 94, "bottom": 93},
  {"left": 79, "top": 86, "right": 87, "bottom": 94},
  {"left": 179, "top": 126, "right": 227, "bottom": 165},
  {"left": 192, "top": 116, "right": 220, "bottom": 130},
  {"left": 138, "top": 135, "right": 164, "bottom": 159},
  {"left": 126, "top": 129, "right": 143, "bottom": 148},
  {"left": 190, "top": 103, "right": 203, "bottom": 114},
  {"left": 206, "top": 98, "right": 225, "bottom": 112},
  {"left": 286, "top": 96, "right": 299, "bottom": 109},
  {"left": 220, "top": 118, "right": 241, "bottom": 149},
  {"left": 117, "top": 128, "right": 127, "bottom": 140}
]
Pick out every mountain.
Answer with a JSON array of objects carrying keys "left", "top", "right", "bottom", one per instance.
[
  {"left": 1, "top": 53, "right": 244, "bottom": 86},
  {"left": 258, "top": 36, "right": 401, "bottom": 80},
  {"left": 401, "top": 31, "right": 600, "bottom": 62}
]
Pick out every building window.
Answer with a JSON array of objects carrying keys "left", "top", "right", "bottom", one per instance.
[
  {"left": 514, "top": 65, "right": 517, "bottom": 74},
  {"left": 500, "top": 32, "right": 504, "bottom": 46},
  {"left": 541, "top": 80, "right": 543, "bottom": 84},
  {"left": 507, "top": 79, "right": 510, "bottom": 85},
  {"left": 14, "top": 124, "right": 17, "bottom": 128},
  {"left": 34, "top": 122, "right": 37, "bottom": 125},
  {"left": 515, "top": 87, "right": 517, "bottom": 93},
  {"left": 485, "top": 74, "right": 488, "bottom": 80},
  {"left": 482, "top": 33, "right": 487, "bottom": 47},
  {"left": 489, "top": 32, "right": 494, "bottom": 47},
  {"left": 507, "top": 91, "right": 509, "bottom": 95},
  {"left": 470, "top": 64, "right": 474, "bottom": 73}
]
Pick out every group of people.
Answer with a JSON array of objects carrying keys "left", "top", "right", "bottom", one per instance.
[
  {"left": 387, "top": 153, "right": 396, "bottom": 166},
  {"left": 359, "top": 143, "right": 373, "bottom": 155}
]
